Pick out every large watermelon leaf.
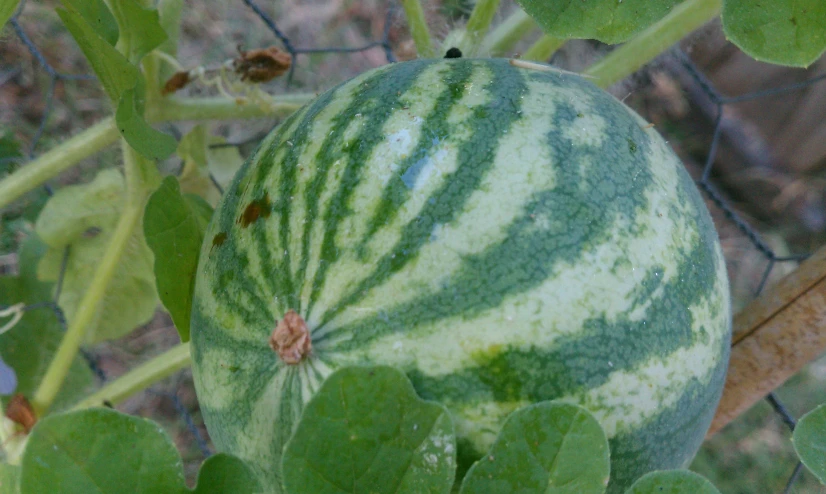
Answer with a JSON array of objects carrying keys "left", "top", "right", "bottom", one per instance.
[
  {"left": 516, "top": 0, "right": 680, "bottom": 44},
  {"left": 35, "top": 169, "right": 158, "bottom": 344},
  {"left": 722, "top": 0, "right": 826, "bottom": 68},
  {"left": 459, "top": 401, "right": 610, "bottom": 494},
  {"left": 144, "top": 176, "right": 213, "bottom": 342},
  {"left": 19, "top": 408, "right": 259, "bottom": 494},
  {"left": 793, "top": 403, "right": 826, "bottom": 484},
  {"left": 282, "top": 366, "right": 456, "bottom": 494},
  {"left": 624, "top": 470, "right": 721, "bottom": 493}
]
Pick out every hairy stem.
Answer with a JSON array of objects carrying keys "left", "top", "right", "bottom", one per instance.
[
  {"left": 462, "top": 0, "right": 501, "bottom": 55},
  {"left": 147, "top": 94, "right": 309, "bottom": 122},
  {"left": 71, "top": 343, "right": 191, "bottom": 410},
  {"left": 584, "top": 0, "right": 722, "bottom": 88},
  {"left": 401, "top": 0, "right": 434, "bottom": 58},
  {"left": 0, "top": 94, "right": 312, "bottom": 210},
  {"left": 480, "top": 8, "right": 538, "bottom": 56},
  {"left": 0, "top": 120, "right": 119, "bottom": 210},
  {"left": 523, "top": 35, "right": 565, "bottom": 62}
]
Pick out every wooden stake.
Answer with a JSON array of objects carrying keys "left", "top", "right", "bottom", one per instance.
[{"left": 708, "top": 245, "right": 826, "bottom": 436}]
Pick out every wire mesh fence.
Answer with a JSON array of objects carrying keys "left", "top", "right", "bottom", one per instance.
[{"left": 2, "top": 0, "right": 826, "bottom": 490}]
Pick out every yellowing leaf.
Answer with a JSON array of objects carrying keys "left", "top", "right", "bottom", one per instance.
[{"left": 34, "top": 169, "right": 158, "bottom": 344}]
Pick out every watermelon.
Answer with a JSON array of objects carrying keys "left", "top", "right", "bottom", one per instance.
[{"left": 190, "top": 58, "right": 731, "bottom": 493}]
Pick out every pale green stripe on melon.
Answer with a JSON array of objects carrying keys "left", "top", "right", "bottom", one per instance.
[
  {"left": 283, "top": 84, "right": 363, "bottom": 315},
  {"left": 301, "top": 62, "right": 453, "bottom": 327},
  {"left": 299, "top": 61, "right": 440, "bottom": 319},
  {"left": 450, "top": 282, "right": 728, "bottom": 456},
  {"left": 316, "top": 95, "right": 703, "bottom": 379},
  {"left": 308, "top": 64, "right": 492, "bottom": 335},
  {"left": 192, "top": 113, "right": 302, "bottom": 334}
]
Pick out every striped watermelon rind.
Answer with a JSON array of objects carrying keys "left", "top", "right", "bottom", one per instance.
[{"left": 190, "top": 58, "right": 731, "bottom": 493}]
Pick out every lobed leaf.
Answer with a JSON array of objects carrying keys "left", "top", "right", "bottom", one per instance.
[
  {"left": 516, "top": 0, "right": 680, "bottom": 44},
  {"left": 19, "top": 408, "right": 260, "bottom": 494},
  {"left": 722, "top": 0, "right": 826, "bottom": 68},
  {"left": 792, "top": 403, "right": 826, "bottom": 484},
  {"left": 624, "top": 470, "right": 720, "bottom": 493},
  {"left": 459, "top": 401, "right": 610, "bottom": 494},
  {"left": 35, "top": 169, "right": 158, "bottom": 344},
  {"left": 282, "top": 365, "right": 456, "bottom": 494},
  {"left": 144, "top": 176, "right": 213, "bottom": 342}
]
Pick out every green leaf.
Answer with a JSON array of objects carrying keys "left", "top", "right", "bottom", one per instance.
[
  {"left": 56, "top": 5, "right": 174, "bottom": 160},
  {"left": 116, "top": 86, "right": 176, "bottom": 160},
  {"left": 191, "top": 454, "right": 261, "bottom": 494},
  {"left": 19, "top": 408, "right": 183, "bottom": 494},
  {"left": 56, "top": 6, "right": 138, "bottom": 105},
  {"left": 459, "top": 401, "right": 610, "bottom": 494},
  {"left": 0, "top": 0, "right": 20, "bottom": 33},
  {"left": 144, "top": 176, "right": 213, "bottom": 342},
  {"left": 19, "top": 408, "right": 260, "bottom": 494},
  {"left": 106, "top": 0, "right": 167, "bottom": 64},
  {"left": 35, "top": 169, "right": 158, "bottom": 344},
  {"left": 722, "top": 0, "right": 826, "bottom": 67},
  {"left": 282, "top": 365, "right": 456, "bottom": 494},
  {"left": 0, "top": 235, "right": 94, "bottom": 410},
  {"left": 0, "top": 463, "right": 20, "bottom": 494},
  {"left": 793, "top": 403, "right": 826, "bottom": 484},
  {"left": 516, "top": 0, "right": 680, "bottom": 44},
  {"left": 624, "top": 470, "right": 721, "bottom": 494},
  {"left": 61, "top": 0, "right": 119, "bottom": 46}
]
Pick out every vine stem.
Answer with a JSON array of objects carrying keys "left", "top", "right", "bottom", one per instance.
[
  {"left": 480, "top": 8, "right": 538, "bottom": 56},
  {"left": 401, "top": 0, "right": 434, "bottom": 58},
  {"left": 30, "top": 149, "right": 149, "bottom": 416},
  {"left": 584, "top": 0, "right": 722, "bottom": 88},
  {"left": 461, "top": 0, "right": 501, "bottom": 55},
  {"left": 523, "top": 35, "right": 565, "bottom": 62},
  {"left": 0, "top": 94, "right": 311, "bottom": 210},
  {"left": 71, "top": 343, "right": 191, "bottom": 410},
  {"left": 0, "top": 119, "right": 119, "bottom": 210}
]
